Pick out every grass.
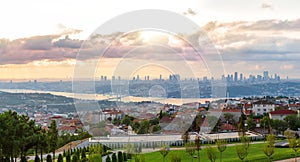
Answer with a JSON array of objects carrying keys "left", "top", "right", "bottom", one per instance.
[{"left": 135, "top": 142, "right": 300, "bottom": 162}]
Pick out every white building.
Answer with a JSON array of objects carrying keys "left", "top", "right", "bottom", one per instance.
[
  {"left": 252, "top": 100, "right": 275, "bottom": 116},
  {"left": 269, "top": 109, "right": 297, "bottom": 120}
]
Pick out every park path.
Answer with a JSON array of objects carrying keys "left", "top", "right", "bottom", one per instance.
[{"left": 276, "top": 159, "right": 299, "bottom": 162}]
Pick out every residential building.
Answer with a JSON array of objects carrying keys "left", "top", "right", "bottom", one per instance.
[
  {"left": 269, "top": 109, "right": 297, "bottom": 120},
  {"left": 252, "top": 100, "right": 275, "bottom": 116}
]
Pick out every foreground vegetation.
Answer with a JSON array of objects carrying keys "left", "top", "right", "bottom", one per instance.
[{"left": 0, "top": 110, "right": 91, "bottom": 162}]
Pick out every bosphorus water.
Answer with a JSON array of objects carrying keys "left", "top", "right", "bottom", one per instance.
[{"left": 0, "top": 89, "right": 216, "bottom": 105}]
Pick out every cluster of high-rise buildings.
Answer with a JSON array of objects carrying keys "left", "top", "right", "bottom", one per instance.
[
  {"left": 99, "top": 70, "right": 282, "bottom": 83},
  {"left": 221, "top": 71, "right": 281, "bottom": 82}
]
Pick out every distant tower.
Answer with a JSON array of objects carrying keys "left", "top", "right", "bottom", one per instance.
[
  {"left": 239, "top": 73, "right": 243, "bottom": 81},
  {"left": 263, "top": 71, "right": 269, "bottom": 80},
  {"left": 234, "top": 72, "right": 238, "bottom": 82},
  {"left": 160, "top": 74, "right": 162, "bottom": 81}
]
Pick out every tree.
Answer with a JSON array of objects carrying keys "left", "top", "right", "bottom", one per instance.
[
  {"left": 181, "top": 131, "right": 190, "bottom": 144},
  {"left": 81, "top": 150, "right": 86, "bottom": 159},
  {"left": 34, "top": 155, "right": 40, "bottom": 162},
  {"left": 72, "top": 155, "right": 78, "bottom": 162},
  {"left": 106, "top": 156, "right": 111, "bottom": 162},
  {"left": 39, "top": 129, "right": 48, "bottom": 162},
  {"left": 105, "top": 155, "right": 111, "bottom": 162},
  {"left": 284, "top": 115, "right": 300, "bottom": 131},
  {"left": 58, "top": 154, "right": 64, "bottom": 162},
  {"left": 206, "top": 146, "right": 216, "bottom": 162},
  {"left": 137, "top": 120, "right": 150, "bottom": 134},
  {"left": 271, "top": 119, "right": 288, "bottom": 135},
  {"left": 134, "top": 154, "right": 145, "bottom": 162},
  {"left": 263, "top": 134, "right": 275, "bottom": 161},
  {"left": 216, "top": 140, "right": 227, "bottom": 162},
  {"left": 185, "top": 142, "right": 196, "bottom": 162},
  {"left": 66, "top": 153, "right": 71, "bottom": 162},
  {"left": 246, "top": 117, "right": 256, "bottom": 131},
  {"left": 159, "top": 110, "right": 163, "bottom": 119},
  {"left": 285, "top": 130, "right": 300, "bottom": 162},
  {"left": 121, "top": 115, "right": 133, "bottom": 126},
  {"left": 48, "top": 120, "right": 58, "bottom": 161},
  {"left": 223, "top": 113, "right": 236, "bottom": 125},
  {"left": 112, "top": 153, "right": 117, "bottom": 162},
  {"left": 123, "top": 153, "right": 127, "bottom": 162},
  {"left": 117, "top": 151, "right": 123, "bottom": 162},
  {"left": 151, "top": 125, "right": 161, "bottom": 133},
  {"left": 195, "top": 136, "right": 201, "bottom": 162},
  {"left": 159, "top": 145, "right": 169, "bottom": 162},
  {"left": 236, "top": 136, "right": 250, "bottom": 162},
  {"left": 46, "top": 155, "right": 52, "bottom": 162},
  {"left": 169, "top": 152, "right": 182, "bottom": 162}
]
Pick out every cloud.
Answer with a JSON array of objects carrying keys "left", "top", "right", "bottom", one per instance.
[
  {"left": 23, "top": 35, "right": 56, "bottom": 50},
  {"left": 57, "top": 24, "right": 82, "bottom": 35},
  {"left": 261, "top": 3, "right": 273, "bottom": 10},
  {"left": 54, "top": 35, "right": 83, "bottom": 49},
  {"left": 183, "top": 8, "right": 197, "bottom": 16},
  {"left": 1, "top": 18, "right": 300, "bottom": 76}
]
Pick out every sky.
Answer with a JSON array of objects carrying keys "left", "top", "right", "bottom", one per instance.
[{"left": 0, "top": 0, "right": 300, "bottom": 81}]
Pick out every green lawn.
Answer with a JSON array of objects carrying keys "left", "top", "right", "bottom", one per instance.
[{"left": 136, "top": 143, "right": 299, "bottom": 162}]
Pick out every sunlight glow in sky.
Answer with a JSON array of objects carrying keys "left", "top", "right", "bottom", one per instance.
[{"left": 0, "top": 0, "right": 300, "bottom": 80}]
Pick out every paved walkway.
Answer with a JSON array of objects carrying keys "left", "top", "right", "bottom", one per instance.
[{"left": 275, "top": 158, "right": 300, "bottom": 162}]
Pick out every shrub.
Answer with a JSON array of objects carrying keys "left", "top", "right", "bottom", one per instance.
[
  {"left": 89, "top": 154, "right": 102, "bottom": 162},
  {"left": 112, "top": 153, "right": 117, "bottom": 162},
  {"left": 46, "top": 155, "right": 52, "bottom": 162},
  {"left": 123, "top": 153, "right": 127, "bottom": 161},
  {"left": 118, "top": 151, "right": 123, "bottom": 162},
  {"left": 66, "top": 153, "right": 71, "bottom": 162},
  {"left": 170, "top": 152, "right": 182, "bottom": 162},
  {"left": 34, "top": 155, "right": 40, "bottom": 162},
  {"left": 57, "top": 154, "right": 63, "bottom": 162},
  {"left": 134, "top": 154, "right": 145, "bottom": 162},
  {"left": 106, "top": 156, "right": 111, "bottom": 162},
  {"left": 72, "top": 155, "right": 78, "bottom": 162}
]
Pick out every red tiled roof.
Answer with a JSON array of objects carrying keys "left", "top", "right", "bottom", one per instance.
[
  {"left": 60, "top": 126, "right": 76, "bottom": 131},
  {"left": 270, "top": 109, "right": 297, "bottom": 115},
  {"left": 220, "top": 123, "right": 235, "bottom": 130},
  {"left": 289, "top": 104, "right": 300, "bottom": 107},
  {"left": 244, "top": 103, "right": 252, "bottom": 109},
  {"left": 253, "top": 100, "right": 274, "bottom": 105}
]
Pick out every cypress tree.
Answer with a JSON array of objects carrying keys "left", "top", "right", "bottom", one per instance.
[
  {"left": 123, "top": 153, "right": 127, "bottom": 162},
  {"left": 34, "top": 155, "right": 40, "bottom": 162},
  {"left": 46, "top": 155, "right": 52, "bottom": 162},
  {"left": 57, "top": 154, "right": 63, "bottom": 162},
  {"left": 112, "top": 153, "right": 117, "bottom": 162},
  {"left": 117, "top": 151, "right": 123, "bottom": 162},
  {"left": 106, "top": 156, "right": 111, "bottom": 162},
  {"left": 72, "top": 155, "right": 78, "bottom": 162},
  {"left": 66, "top": 153, "right": 71, "bottom": 162}
]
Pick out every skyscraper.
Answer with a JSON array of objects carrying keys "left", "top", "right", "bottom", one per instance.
[
  {"left": 263, "top": 71, "right": 269, "bottom": 80},
  {"left": 234, "top": 72, "right": 238, "bottom": 82}
]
